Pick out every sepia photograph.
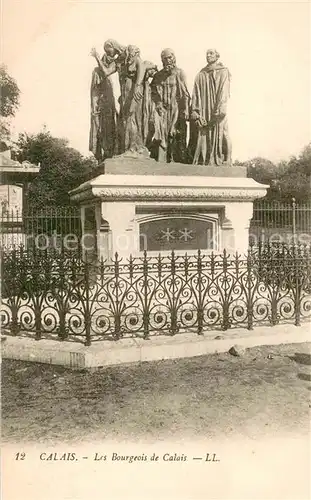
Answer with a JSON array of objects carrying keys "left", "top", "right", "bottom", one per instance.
[{"left": 1, "top": 0, "right": 310, "bottom": 499}]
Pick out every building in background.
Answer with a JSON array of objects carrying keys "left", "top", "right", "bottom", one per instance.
[{"left": 0, "top": 148, "right": 40, "bottom": 247}]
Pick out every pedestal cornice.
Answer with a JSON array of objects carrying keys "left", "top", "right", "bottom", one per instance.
[{"left": 70, "top": 174, "right": 269, "bottom": 203}]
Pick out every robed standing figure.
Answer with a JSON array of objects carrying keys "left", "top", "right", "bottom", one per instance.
[
  {"left": 151, "top": 49, "right": 190, "bottom": 163},
  {"left": 121, "top": 45, "right": 157, "bottom": 153},
  {"left": 189, "top": 49, "right": 231, "bottom": 166},
  {"left": 89, "top": 63, "right": 117, "bottom": 161},
  {"left": 89, "top": 39, "right": 126, "bottom": 160}
]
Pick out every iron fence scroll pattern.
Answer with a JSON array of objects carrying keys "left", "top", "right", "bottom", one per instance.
[{"left": 1, "top": 245, "right": 311, "bottom": 345}]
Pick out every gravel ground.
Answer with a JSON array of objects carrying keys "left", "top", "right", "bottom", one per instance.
[{"left": 2, "top": 342, "right": 311, "bottom": 444}]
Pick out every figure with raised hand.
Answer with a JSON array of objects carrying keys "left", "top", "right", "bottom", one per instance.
[
  {"left": 89, "top": 39, "right": 126, "bottom": 160},
  {"left": 91, "top": 41, "right": 157, "bottom": 155}
]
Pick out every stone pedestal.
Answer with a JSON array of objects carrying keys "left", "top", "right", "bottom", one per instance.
[{"left": 70, "top": 159, "right": 268, "bottom": 260}]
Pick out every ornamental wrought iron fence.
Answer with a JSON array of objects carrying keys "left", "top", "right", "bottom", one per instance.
[{"left": 1, "top": 244, "right": 311, "bottom": 345}]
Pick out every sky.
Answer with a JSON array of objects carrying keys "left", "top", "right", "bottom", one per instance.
[{"left": 2, "top": 0, "right": 311, "bottom": 162}]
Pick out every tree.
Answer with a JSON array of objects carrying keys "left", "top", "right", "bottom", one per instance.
[
  {"left": 0, "top": 65, "right": 21, "bottom": 146},
  {"left": 272, "top": 144, "right": 311, "bottom": 202},
  {"left": 234, "top": 157, "right": 279, "bottom": 197},
  {"left": 295, "top": 143, "right": 311, "bottom": 176},
  {"left": 0, "top": 65, "right": 20, "bottom": 117},
  {"left": 246, "top": 157, "right": 278, "bottom": 185},
  {"left": 16, "top": 131, "right": 97, "bottom": 209},
  {"left": 235, "top": 145, "right": 311, "bottom": 201}
]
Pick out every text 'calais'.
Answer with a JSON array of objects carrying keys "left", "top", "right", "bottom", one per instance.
[{"left": 40, "top": 453, "right": 77, "bottom": 461}]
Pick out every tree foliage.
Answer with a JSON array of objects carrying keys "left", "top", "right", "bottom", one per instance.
[
  {"left": 0, "top": 65, "right": 20, "bottom": 118},
  {"left": 0, "top": 66, "right": 21, "bottom": 145},
  {"left": 272, "top": 144, "right": 311, "bottom": 201},
  {"left": 16, "top": 131, "right": 97, "bottom": 209},
  {"left": 234, "top": 143, "right": 311, "bottom": 202},
  {"left": 0, "top": 121, "right": 11, "bottom": 148},
  {"left": 243, "top": 157, "right": 278, "bottom": 185}
]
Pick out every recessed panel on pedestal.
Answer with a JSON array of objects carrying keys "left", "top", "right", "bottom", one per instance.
[{"left": 139, "top": 217, "right": 216, "bottom": 252}]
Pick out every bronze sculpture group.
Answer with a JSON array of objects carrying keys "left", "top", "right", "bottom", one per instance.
[{"left": 89, "top": 40, "right": 231, "bottom": 166}]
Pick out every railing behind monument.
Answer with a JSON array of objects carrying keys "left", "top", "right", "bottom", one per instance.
[
  {"left": 1, "top": 244, "right": 310, "bottom": 345},
  {"left": 0, "top": 207, "right": 82, "bottom": 251},
  {"left": 250, "top": 199, "right": 311, "bottom": 244},
  {"left": 2, "top": 201, "right": 310, "bottom": 251}
]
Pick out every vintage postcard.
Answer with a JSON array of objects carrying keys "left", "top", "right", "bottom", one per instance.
[{"left": 1, "top": 0, "right": 310, "bottom": 499}]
